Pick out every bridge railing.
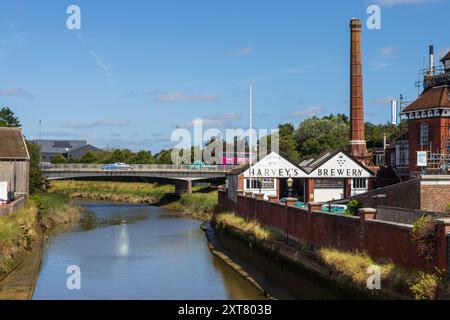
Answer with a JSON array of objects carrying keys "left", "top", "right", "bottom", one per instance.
[{"left": 43, "top": 164, "right": 238, "bottom": 172}]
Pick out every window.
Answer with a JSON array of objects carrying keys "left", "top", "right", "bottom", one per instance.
[
  {"left": 420, "top": 123, "right": 429, "bottom": 146},
  {"left": 375, "top": 153, "right": 384, "bottom": 166},
  {"left": 353, "top": 178, "right": 367, "bottom": 189},
  {"left": 246, "top": 178, "right": 274, "bottom": 190}
]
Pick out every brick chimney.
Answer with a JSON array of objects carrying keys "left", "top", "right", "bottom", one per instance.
[{"left": 349, "top": 19, "right": 370, "bottom": 163}]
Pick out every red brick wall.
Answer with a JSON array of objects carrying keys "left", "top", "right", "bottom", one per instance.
[
  {"left": 408, "top": 118, "right": 450, "bottom": 172},
  {"left": 352, "top": 178, "right": 421, "bottom": 209},
  {"left": 218, "top": 190, "right": 436, "bottom": 272},
  {"left": 421, "top": 184, "right": 450, "bottom": 212}
]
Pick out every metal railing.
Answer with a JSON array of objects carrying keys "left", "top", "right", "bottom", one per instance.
[{"left": 43, "top": 163, "right": 237, "bottom": 172}]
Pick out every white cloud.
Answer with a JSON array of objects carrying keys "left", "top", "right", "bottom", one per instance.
[
  {"left": 291, "top": 106, "right": 324, "bottom": 118},
  {"left": 229, "top": 46, "right": 254, "bottom": 56},
  {"left": 376, "top": 0, "right": 438, "bottom": 6},
  {"left": 154, "top": 92, "right": 218, "bottom": 103},
  {"left": 182, "top": 112, "right": 241, "bottom": 129},
  {"left": 370, "top": 96, "right": 397, "bottom": 105},
  {"left": 380, "top": 46, "right": 397, "bottom": 57},
  {"left": 62, "top": 119, "right": 129, "bottom": 129},
  {"left": 0, "top": 87, "right": 34, "bottom": 98}
]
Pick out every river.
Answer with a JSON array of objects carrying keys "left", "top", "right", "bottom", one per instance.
[{"left": 32, "top": 201, "right": 267, "bottom": 300}]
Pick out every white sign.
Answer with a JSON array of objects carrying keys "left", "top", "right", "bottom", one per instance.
[
  {"left": 243, "top": 152, "right": 307, "bottom": 178},
  {"left": 308, "top": 152, "right": 373, "bottom": 178},
  {"left": 0, "top": 182, "right": 7, "bottom": 201},
  {"left": 417, "top": 151, "right": 428, "bottom": 167}
]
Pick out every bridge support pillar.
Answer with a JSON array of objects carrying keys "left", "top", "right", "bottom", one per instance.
[{"left": 175, "top": 180, "right": 192, "bottom": 196}]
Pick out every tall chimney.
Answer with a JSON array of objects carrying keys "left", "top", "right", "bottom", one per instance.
[
  {"left": 429, "top": 45, "right": 434, "bottom": 75},
  {"left": 349, "top": 19, "right": 369, "bottom": 163}
]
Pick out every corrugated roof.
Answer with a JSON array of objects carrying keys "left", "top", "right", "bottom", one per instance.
[
  {"left": 402, "top": 85, "right": 450, "bottom": 113},
  {"left": 0, "top": 127, "right": 30, "bottom": 160}
]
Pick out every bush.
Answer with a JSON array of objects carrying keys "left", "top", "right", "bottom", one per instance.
[
  {"left": 179, "top": 192, "right": 217, "bottom": 217},
  {"left": 409, "top": 271, "right": 442, "bottom": 300},
  {"left": 410, "top": 216, "right": 436, "bottom": 261},
  {"left": 345, "top": 199, "right": 361, "bottom": 216}
]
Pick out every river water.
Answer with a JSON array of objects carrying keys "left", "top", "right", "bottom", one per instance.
[{"left": 32, "top": 201, "right": 266, "bottom": 300}]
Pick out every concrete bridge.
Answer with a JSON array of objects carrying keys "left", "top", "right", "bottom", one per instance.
[{"left": 42, "top": 164, "right": 236, "bottom": 194}]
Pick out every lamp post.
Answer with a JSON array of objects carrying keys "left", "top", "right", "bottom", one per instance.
[{"left": 287, "top": 176, "right": 294, "bottom": 198}]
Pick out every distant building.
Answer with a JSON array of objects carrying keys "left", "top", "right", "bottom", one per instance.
[
  {"left": 400, "top": 47, "right": 450, "bottom": 175},
  {"left": 0, "top": 128, "right": 30, "bottom": 200},
  {"left": 32, "top": 139, "right": 101, "bottom": 161}
]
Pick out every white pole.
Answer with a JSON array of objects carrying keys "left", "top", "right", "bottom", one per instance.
[{"left": 249, "top": 82, "right": 253, "bottom": 193}]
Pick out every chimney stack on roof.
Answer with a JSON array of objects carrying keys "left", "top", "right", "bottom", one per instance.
[{"left": 348, "top": 19, "right": 370, "bottom": 164}]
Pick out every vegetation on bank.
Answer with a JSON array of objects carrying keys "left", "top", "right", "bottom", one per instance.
[
  {"left": 49, "top": 180, "right": 174, "bottom": 204},
  {"left": 317, "top": 247, "right": 448, "bottom": 300},
  {"left": 215, "top": 213, "right": 273, "bottom": 241},
  {"left": 179, "top": 191, "right": 218, "bottom": 219},
  {"left": 0, "top": 193, "right": 82, "bottom": 279},
  {"left": 49, "top": 180, "right": 220, "bottom": 218}
]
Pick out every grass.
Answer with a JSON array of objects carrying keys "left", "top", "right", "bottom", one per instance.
[
  {"left": 179, "top": 189, "right": 218, "bottom": 219},
  {"left": 32, "top": 193, "right": 82, "bottom": 229},
  {"left": 49, "top": 180, "right": 174, "bottom": 204},
  {"left": 317, "top": 247, "right": 445, "bottom": 300},
  {"left": 215, "top": 212, "right": 273, "bottom": 241},
  {"left": 0, "top": 193, "right": 82, "bottom": 279}
]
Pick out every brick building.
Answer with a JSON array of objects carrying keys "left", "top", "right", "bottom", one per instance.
[{"left": 400, "top": 49, "right": 450, "bottom": 175}]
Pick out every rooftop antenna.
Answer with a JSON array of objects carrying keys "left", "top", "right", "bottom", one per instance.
[{"left": 249, "top": 81, "right": 253, "bottom": 192}]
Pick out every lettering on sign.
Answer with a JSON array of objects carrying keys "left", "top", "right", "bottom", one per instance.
[
  {"left": 317, "top": 168, "right": 364, "bottom": 177},
  {"left": 250, "top": 168, "right": 302, "bottom": 178}
]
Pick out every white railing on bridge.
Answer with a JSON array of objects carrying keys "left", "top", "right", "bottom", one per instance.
[{"left": 43, "top": 164, "right": 238, "bottom": 172}]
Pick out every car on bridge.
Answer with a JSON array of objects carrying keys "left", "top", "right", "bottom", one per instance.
[
  {"left": 189, "top": 160, "right": 207, "bottom": 170},
  {"left": 101, "top": 162, "right": 134, "bottom": 171}
]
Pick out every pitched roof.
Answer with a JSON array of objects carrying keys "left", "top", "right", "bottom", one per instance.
[
  {"left": 32, "top": 139, "right": 87, "bottom": 154},
  {"left": 0, "top": 127, "right": 30, "bottom": 160},
  {"left": 401, "top": 86, "right": 450, "bottom": 113},
  {"left": 441, "top": 51, "right": 450, "bottom": 62},
  {"left": 299, "top": 149, "right": 374, "bottom": 175}
]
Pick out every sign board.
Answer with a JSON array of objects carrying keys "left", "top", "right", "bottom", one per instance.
[
  {"left": 0, "top": 182, "right": 7, "bottom": 201},
  {"left": 308, "top": 152, "right": 373, "bottom": 178},
  {"left": 243, "top": 152, "right": 307, "bottom": 178},
  {"left": 417, "top": 151, "right": 428, "bottom": 167}
]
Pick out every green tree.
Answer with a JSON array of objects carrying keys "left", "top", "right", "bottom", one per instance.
[
  {"left": 132, "top": 150, "right": 155, "bottom": 164},
  {"left": 79, "top": 151, "right": 99, "bottom": 164},
  {"left": 0, "top": 107, "right": 21, "bottom": 127},
  {"left": 295, "top": 115, "right": 349, "bottom": 161},
  {"left": 154, "top": 149, "right": 173, "bottom": 164},
  {"left": 51, "top": 154, "right": 68, "bottom": 164},
  {"left": 26, "top": 142, "right": 44, "bottom": 194},
  {"left": 278, "top": 123, "right": 300, "bottom": 162}
]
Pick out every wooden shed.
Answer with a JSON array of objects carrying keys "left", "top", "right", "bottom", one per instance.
[{"left": 0, "top": 127, "right": 30, "bottom": 200}]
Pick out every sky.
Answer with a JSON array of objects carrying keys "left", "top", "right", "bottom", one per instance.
[{"left": 0, "top": 0, "right": 449, "bottom": 152}]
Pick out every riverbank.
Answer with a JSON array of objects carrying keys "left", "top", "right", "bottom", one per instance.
[
  {"left": 0, "top": 194, "right": 82, "bottom": 300},
  {"left": 49, "top": 180, "right": 218, "bottom": 220},
  {"left": 212, "top": 212, "right": 450, "bottom": 300}
]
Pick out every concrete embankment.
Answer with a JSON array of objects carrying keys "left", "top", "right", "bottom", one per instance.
[
  {"left": 210, "top": 222, "right": 404, "bottom": 300},
  {"left": 0, "top": 229, "right": 43, "bottom": 300}
]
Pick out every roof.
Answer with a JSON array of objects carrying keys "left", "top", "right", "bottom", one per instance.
[
  {"left": 401, "top": 85, "right": 450, "bottom": 113},
  {"left": 32, "top": 139, "right": 87, "bottom": 154},
  {"left": 441, "top": 51, "right": 450, "bottom": 62},
  {"left": 227, "top": 151, "right": 302, "bottom": 176},
  {"left": 299, "top": 149, "right": 374, "bottom": 175},
  {"left": 0, "top": 127, "right": 30, "bottom": 160}
]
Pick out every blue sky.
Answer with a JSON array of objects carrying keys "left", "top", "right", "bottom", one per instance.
[{"left": 0, "top": 0, "right": 449, "bottom": 152}]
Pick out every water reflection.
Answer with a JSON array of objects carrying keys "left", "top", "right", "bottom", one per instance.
[{"left": 33, "top": 201, "right": 266, "bottom": 300}]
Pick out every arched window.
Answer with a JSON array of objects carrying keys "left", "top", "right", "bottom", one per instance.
[{"left": 420, "top": 123, "right": 429, "bottom": 146}]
